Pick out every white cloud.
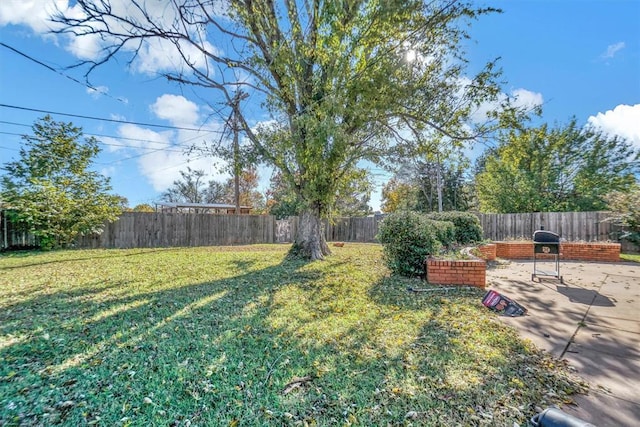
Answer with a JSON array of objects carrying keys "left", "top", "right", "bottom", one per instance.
[
  {"left": 86, "top": 85, "right": 109, "bottom": 99},
  {"left": 511, "top": 88, "right": 544, "bottom": 111},
  {"left": 100, "top": 166, "right": 116, "bottom": 177},
  {"left": 104, "top": 95, "right": 229, "bottom": 193},
  {"left": 470, "top": 86, "right": 544, "bottom": 123},
  {"left": 588, "top": 104, "right": 640, "bottom": 150},
  {"left": 601, "top": 42, "right": 625, "bottom": 59},
  {"left": 0, "top": 0, "right": 220, "bottom": 75},
  {"left": 0, "top": 0, "right": 66, "bottom": 33},
  {"left": 99, "top": 136, "right": 125, "bottom": 153},
  {"left": 65, "top": 32, "right": 104, "bottom": 60},
  {"left": 150, "top": 94, "right": 200, "bottom": 127},
  {"left": 61, "top": 0, "right": 218, "bottom": 75},
  {"left": 132, "top": 37, "right": 218, "bottom": 75},
  {"left": 136, "top": 149, "right": 229, "bottom": 192}
]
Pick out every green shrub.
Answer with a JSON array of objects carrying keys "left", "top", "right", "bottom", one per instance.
[
  {"left": 425, "top": 211, "right": 483, "bottom": 244},
  {"left": 377, "top": 211, "right": 442, "bottom": 277},
  {"left": 427, "top": 219, "right": 456, "bottom": 249}
]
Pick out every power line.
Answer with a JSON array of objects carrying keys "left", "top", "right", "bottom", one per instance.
[
  {"left": 0, "top": 120, "right": 192, "bottom": 150},
  {"left": 0, "top": 42, "right": 128, "bottom": 104},
  {"left": 0, "top": 145, "right": 20, "bottom": 152},
  {"left": 0, "top": 131, "right": 184, "bottom": 153},
  {"left": 0, "top": 131, "right": 189, "bottom": 166},
  {"left": 0, "top": 103, "right": 222, "bottom": 133}
]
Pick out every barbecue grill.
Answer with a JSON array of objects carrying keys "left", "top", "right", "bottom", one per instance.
[{"left": 531, "top": 229, "right": 563, "bottom": 283}]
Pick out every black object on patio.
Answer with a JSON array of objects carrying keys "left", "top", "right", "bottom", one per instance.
[
  {"left": 530, "top": 407, "right": 595, "bottom": 427},
  {"left": 532, "top": 229, "right": 564, "bottom": 284}
]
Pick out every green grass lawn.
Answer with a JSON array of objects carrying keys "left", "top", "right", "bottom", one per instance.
[
  {"left": 1, "top": 244, "right": 585, "bottom": 426},
  {"left": 621, "top": 253, "right": 640, "bottom": 263}
]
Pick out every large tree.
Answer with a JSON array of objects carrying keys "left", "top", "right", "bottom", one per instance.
[
  {"left": 0, "top": 116, "right": 123, "bottom": 249},
  {"left": 475, "top": 118, "right": 640, "bottom": 213},
  {"left": 55, "top": 0, "right": 504, "bottom": 259}
]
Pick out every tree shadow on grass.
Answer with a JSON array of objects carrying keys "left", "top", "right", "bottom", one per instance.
[
  {"left": 364, "top": 275, "right": 588, "bottom": 423},
  {"left": 0, "top": 248, "right": 181, "bottom": 271},
  {"left": 0, "top": 251, "right": 334, "bottom": 425},
  {"left": 0, "top": 249, "right": 586, "bottom": 426}
]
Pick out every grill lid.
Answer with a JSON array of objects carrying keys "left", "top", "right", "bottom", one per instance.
[{"left": 533, "top": 230, "right": 560, "bottom": 243}]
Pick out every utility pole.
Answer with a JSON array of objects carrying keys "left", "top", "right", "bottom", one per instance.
[{"left": 230, "top": 90, "right": 248, "bottom": 215}]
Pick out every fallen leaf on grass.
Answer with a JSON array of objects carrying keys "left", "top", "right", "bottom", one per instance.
[
  {"left": 56, "top": 400, "right": 75, "bottom": 411},
  {"left": 282, "top": 376, "right": 313, "bottom": 395},
  {"left": 405, "top": 411, "right": 418, "bottom": 419}
]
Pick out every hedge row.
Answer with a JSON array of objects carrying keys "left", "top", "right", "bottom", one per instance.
[
  {"left": 425, "top": 211, "right": 483, "bottom": 244},
  {"left": 377, "top": 211, "right": 483, "bottom": 277}
]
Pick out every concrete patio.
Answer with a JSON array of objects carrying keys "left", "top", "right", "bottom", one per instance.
[{"left": 486, "top": 259, "right": 640, "bottom": 427}]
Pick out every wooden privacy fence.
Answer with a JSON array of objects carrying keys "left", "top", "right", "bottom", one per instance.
[
  {"left": 76, "top": 213, "right": 382, "bottom": 249},
  {"left": 76, "top": 212, "right": 277, "bottom": 248},
  {"left": 1, "top": 210, "right": 39, "bottom": 249},
  {"left": 3, "top": 210, "right": 634, "bottom": 251},
  {"left": 476, "top": 211, "right": 616, "bottom": 242},
  {"left": 278, "top": 216, "right": 381, "bottom": 244}
]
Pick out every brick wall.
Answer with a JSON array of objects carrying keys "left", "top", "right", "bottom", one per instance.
[
  {"left": 474, "top": 243, "right": 496, "bottom": 261},
  {"left": 426, "top": 259, "right": 486, "bottom": 288},
  {"left": 495, "top": 242, "right": 533, "bottom": 259},
  {"left": 561, "top": 243, "right": 621, "bottom": 262},
  {"left": 494, "top": 241, "right": 621, "bottom": 262}
]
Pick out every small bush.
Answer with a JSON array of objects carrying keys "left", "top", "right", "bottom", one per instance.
[
  {"left": 427, "top": 219, "right": 456, "bottom": 249},
  {"left": 377, "top": 211, "right": 442, "bottom": 277},
  {"left": 426, "top": 211, "right": 483, "bottom": 244}
]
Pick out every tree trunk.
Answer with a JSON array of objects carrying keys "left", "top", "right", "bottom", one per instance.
[{"left": 290, "top": 207, "right": 331, "bottom": 260}]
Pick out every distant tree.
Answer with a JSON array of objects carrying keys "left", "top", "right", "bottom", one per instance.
[
  {"left": 132, "top": 204, "right": 155, "bottom": 212},
  {"left": 406, "top": 159, "right": 472, "bottom": 213},
  {"left": 381, "top": 178, "right": 417, "bottom": 213},
  {"left": 332, "top": 169, "right": 374, "bottom": 217},
  {"left": 475, "top": 119, "right": 640, "bottom": 213},
  {"left": 0, "top": 116, "right": 122, "bottom": 249},
  {"left": 265, "top": 172, "right": 304, "bottom": 219},
  {"left": 161, "top": 167, "right": 209, "bottom": 203},
  {"left": 115, "top": 196, "right": 130, "bottom": 210},
  {"left": 382, "top": 160, "right": 472, "bottom": 213},
  {"left": 604, "top": 184, "right": 640, "bottom": 244},
  {"left": 162, "top": 167, "right": 264, "bottom": 212},
  {"left": 385, "top": 131, "right": 473, "bottom": 213},
  {"left": 222, "top": 168, "right": 265, "bottom": 213},
  {"left": 203, "top": 181, "right": 228, "bottom": 204}
]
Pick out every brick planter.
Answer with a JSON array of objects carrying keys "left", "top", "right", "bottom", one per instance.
[
  {"left": 561, "top": 242, "right": 621, "bottom": 262},
  {"left": 425, "top": 258, "right": 486, "bottom": 288},
  {"left": 495, "top": 241, "right": 533, "bottom": 259},
  {"left": 494, "top": 241, "right": 621, "bottom": 262},
  {"left": 474, "top": 243, "right": 496, "bottom": 261}
]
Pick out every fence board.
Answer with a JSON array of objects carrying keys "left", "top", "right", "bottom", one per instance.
[
  {"left": 477, "top": 211, "right": 615, "bottom": 242},
  {"left": 74, "top": 212, "right": 278, "bottom": 249}
]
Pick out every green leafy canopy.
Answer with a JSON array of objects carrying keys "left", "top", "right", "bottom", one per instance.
[
  {"left": 475, "top": 118, "right": 640, "bottom": 213},
  {"left": 1, "top": 116, "right": 123, "bottom": 249}
]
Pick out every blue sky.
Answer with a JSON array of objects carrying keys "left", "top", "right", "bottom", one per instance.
[{"left": 1, "top": 0, "right": 639, "bottom": 211}]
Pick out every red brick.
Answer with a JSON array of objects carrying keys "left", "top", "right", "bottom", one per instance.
[{"left": 494, "top": 241, "right": 620, "bottom": 262}]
